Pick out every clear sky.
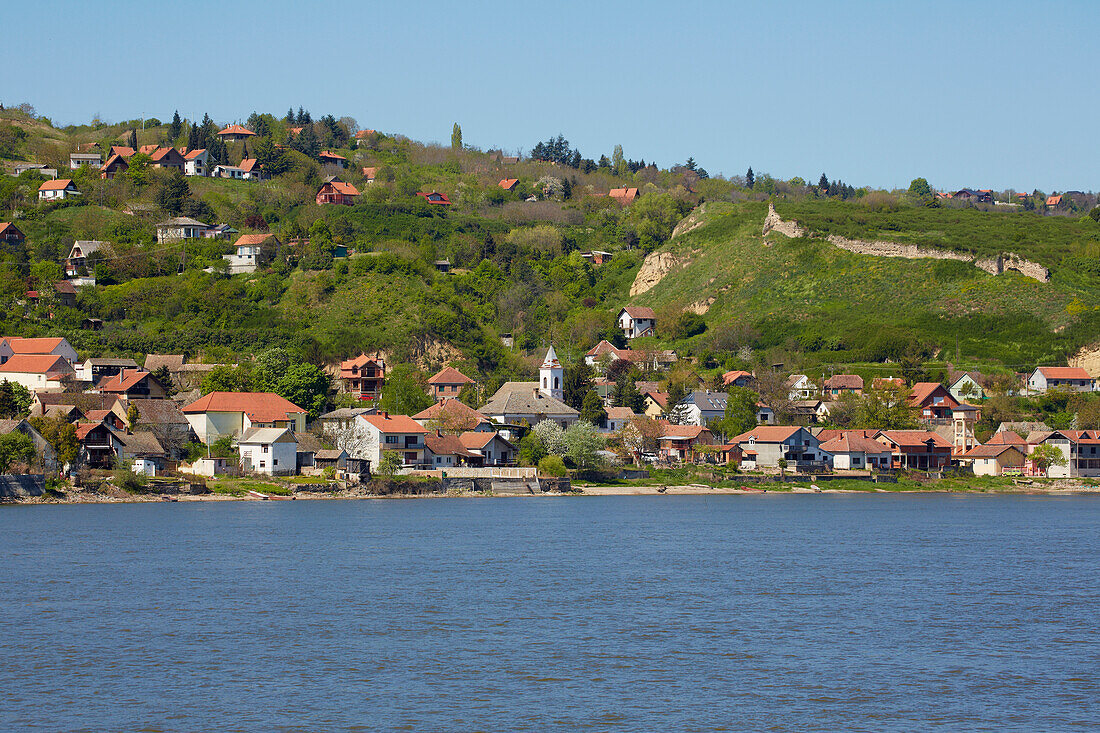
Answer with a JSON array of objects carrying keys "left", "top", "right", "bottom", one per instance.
[{"left": 4, "top": 0, "right": 1096, "bottom": 191}]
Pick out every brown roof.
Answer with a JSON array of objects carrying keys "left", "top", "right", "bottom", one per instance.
[
  {"left": 144, "top": 354, "right": 185, "bottom": 372},
  {"left": 184, "top": 148, "right": 207, "bottom": 160},
  {"left": 362, "top": 167, "right": 378, "bottom": 178},
  {"left": 645, "top": 391, "right": 669, "bottom": 408},
  {"left": 131, "top": 399, "right": 188, "bottom": 425},
  {"left": 658, "top": 422, "right": 712, "bottom": 440},
  {"left": 986, "top": 431, "right": 1027, "bottom": 445},
  {"left": 620, "top": 306, "right": 656, "bottom": 320},
  {"left": 319, "top": 151, "right": 346, "bottom": 161},
  {"left": 907, "top": 382, "right": 957, "bottom": 407},
  {"left": 110, "top": 146, "right": 136, "bottom": 158},
  {"left": 729, "top": 426, "right": 804, "bottom": 443},
  {"left": 412, "top": 399, "right": 491, "bottom": 430},
  {"left": 875, "top": 430, "right": 953, "bottom": 448},
  {"left": 238, "top": 158, "right": 260, "bottom": 173},
  {"left": 114, "top": 430, "right": 164, "bottom": 456},
  {"left": 427, "top": 367, "right": 474, "bottom": 385},
  {"left": 234, "top": 234, "right": 271, "bottom": 247},
  {"left": 819, "top": 432, "right": 892, "bottom": 455},
  {"left": 97, "top": 369, "right": 155, "bottom": 393},
  {"left": 824, "top": 374, "right": 864, "bottom": 389},
  {"left": 182, "top": 392, "right": 306, "bottom": 421},
  {"left": 961, "top": 444, "right": 1026, "bottom": 459},
  {"left": 424, "top": 432, "right": 480, "bottom": 458}
]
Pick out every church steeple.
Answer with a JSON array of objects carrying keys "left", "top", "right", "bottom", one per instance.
[{"left": 539, "top": 345, "right": 564, "bottom": 400}]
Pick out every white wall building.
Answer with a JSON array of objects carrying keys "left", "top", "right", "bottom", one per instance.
[{"left": 238, "top": 427, "right": 297, "bottom": 476}]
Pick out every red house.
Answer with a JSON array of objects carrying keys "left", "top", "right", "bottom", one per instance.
[
  {"left": 316, "top": 178, "right": 360, "bottom": 206},
  {"left": 340, "top": 354, "right": 386, "bottom": 399},
  {"left": 0, "top": 222, "right": 25, "bottom": 245},
  {"left": 416, "top": 191, "right": 451, "bottom": 205}
]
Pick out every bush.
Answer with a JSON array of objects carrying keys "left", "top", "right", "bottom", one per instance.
[
  {"left": 538, "top": 455, "right": 568, "bottom": 477},
  {"left": 114, "top": 468, "right": 147, "bottom": 493}
]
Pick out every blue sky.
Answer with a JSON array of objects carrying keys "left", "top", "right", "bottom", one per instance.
[{"left": 4, "top": 0, "right": 1096, "bottom": 191}]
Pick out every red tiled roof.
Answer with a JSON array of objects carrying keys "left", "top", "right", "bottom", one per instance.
[
  {"left": 361, "top": 413, "right": 428, "bottom": 434},
  {"left": 459, "top": 431, "right": 497, "bottom": 450},
  {"left": 1046, "top": 195, "right": 1062, "bottom": 206},
  {"left": 1036, "top": 366, "right": 1091, "bottom": 380},
  {"left": 182, "top": 392, "right": 306, "bottom": 421},
  {"left": 824, "top": 374, "right": 863, "bottom": 389},
  {"left": 354, "top": 129, "right": 376, "bottom": 139},
  {"left": 239, "top": 158, "right": 260, "bottom": 173},
  {"left": 217, "top": 124, "right": 256, "bottom": 137},
  {"left": 0, "top": 354, "right": 70, "bottom": 374},
  {"left": 234, "top": 234, "right": 270, "bottom": 247},
  {"left": 149, "top": 147, "right": 181, "bottom": 162},
  {"left": 0, "top": 222, "right": 24, "bottom": 238},
  {"left": 319, "top": 151, "right": 346, "bottom": 161},
  {"left": 75, "top": 422, "right": 104, "bottom": 441},
  {"left": 907, "top": 382, "right": 957, "bottom": 408},
  {"left": 645, "top": 391, "right": 669, "bottom": 408},
  {"left": 961, "top": 444, "right": 1026, "bottom": 459},
  {"left": 6, "top": 337, "right": 67, "bottom": 354},
  {"left": 98, "top": 369, "right": 153, "bottom": 393},
  {"left": 416, "top": 192, "right": 451, "bottom": 205},
  {"left": 362, "top": 167, "right": 378, "bottom": 178},
  {"left": 323, "top": 181, "right": 359, "bottom": 197},
  {"left": 424, "top": 432, "right": 480, "bottom": 458},
  {"left": 609, "top": 187, "right": 639, "bottom": 202},
  {"left": 412, "top": 399, "right": 490, "bottom": 429},
  {"left": 722, "top": 370, "right": 752, "bottom": 385},
  {"left": 876, "top": 430, "right": 953, "bottom": 448},
  {"left": 499, "top": 178, "right": 519, "bottom": 190},
  {"left": 184, "top": 148, "right": 207, "bottom": 160},
  {"left": 340, "top": 354, "right": 381, "bottom": 371},
  {"left": 730, "top": 426, "right": 804, "bottom": 443},
  {"left": 138, "top": 144, "right": 159, "bottom": 155},
  {"left": 658, "top": 422, "right": 711, "bottom": 440},
  {"left": 39, "top": 179, "right": 74, "bottom": 191},
  {"left": 620, "top": 306, "right": 656, "bottom": 320},
  {"left": 820, "top": 432, "right": 892, "bottom": 454},
  {"left": 986, "top": 431, "right": 1027, "bottom": 445},
  {"left": 110, "top": 146, "right": 136, "bottom": 158},
  {"left": 427, "top": 367, "right": 474, "bottom": 385}
]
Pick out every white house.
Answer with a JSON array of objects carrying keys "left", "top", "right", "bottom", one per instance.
[
  {"left": 156, "top": 217, "right": 210, "bottom": 244},
  {"left": 458, "top": 431, "right": 516, "bottom": 465},
  {"left": 0, "top": 336, "right": 80, "bottom": 365},
  {"left": 182, "top": 391, "right": 307, "bottom": 444},
  {"left": 1026, "top": 367, "right": 1094, "bottom": 394},
  {"left": 958, "top": 443, "right": 1027, "bottom": 477},
  {"left": 676, "top": 391, "right": 728, "bottom": 427},
  {"left": 949, "top": 372, "right": 986, "bottom": 402},
  {"left": 38, "top": 179, "right": 79, "bottom": 201},
  {"left": 358, "top": 412, "right": 429, "bottom": 467},
  {"left": 213, "top": 164, "right": 246, "bottom": 180},
  {"left": 618, "top": 306, "right": 656, "bottom": 339},
  {"left": 224, "top": 234, "right": 272, "bottom": 274},
  {"left": 184, "top": 149, "right": 210, "bottom": 177},
  {"left": 239, "top": 159, "right": 264, "bottom": 180},
  {"left": 730, "top": 426, "right": 828, "bottom": 469},
  {"left": 69, "top": 152, "right": 102, "bottom": 169},
  {"left": 786, "top": 374, "right": 818, "bottom": 400},
  {"left": 600, "top": 406, "right": 636, "bottom": 434},
  {"left": 818, "top": 432, "right": 893, "bottom": 471},
  {"left": 238, "top": 427, "right": 297, "bottom": 476},
  {"left": 0, "top": 354, "right": 76, "bottom": 392}
]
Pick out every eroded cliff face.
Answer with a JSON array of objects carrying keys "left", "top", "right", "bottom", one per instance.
[
  {"left": 671, "top": 204, "right": 710, "bottom": 239},
  {"left": 1069, "top": 343, "right": 1100, "bottom": 377},
  {"left": 630, "top": 251, "right": 685, "bottom": 297},
  {"left": 762, "top": 204, "right": 1050, "bottom": 283}
]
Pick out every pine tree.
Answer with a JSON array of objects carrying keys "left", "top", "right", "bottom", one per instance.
[
  {"left": 580, "top": 390, "right": 607, "bottom": 426},
  {"left": 128, "top": 129, "right": 138, "bottom": 150},
  {"left": 186, "top": 122, "right": 200, "bottom": 151},
  {"left": 169, "top": 110, "right": 182, "bottom": 142},
  {"left": 746, "top": 166, "right": 755, "bottom": 189},
  {"left": 451, "top": 123, "right": 462, "bottom": 150},
  {"left": 241, "top": 141, "right": 249, "bottom": 159},
  {"left": 285, "top": 108, "right": 295, "bottom": 123},
  {"left": 818, "top": 172, "right": 829, "bottom": 194}
]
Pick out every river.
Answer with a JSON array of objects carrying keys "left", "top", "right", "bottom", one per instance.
[{"left": 2, "top": 495, "right": 1097, "bottom": 731}]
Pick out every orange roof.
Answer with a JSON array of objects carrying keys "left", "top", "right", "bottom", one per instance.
[
  {"left": 98, "top": 369, "right": 153, "bottom": 393},
  {"left": 659, "top": 423, "right": 711, "bottom": 439},
  {"left": 0, "top": 222, "right": 23, "bottom": 237},
  {"left": 238, "top": 158, "right": 260, "bottom": 172},
  {"left": 824, "top": 374, "right": 863, "bottom": 389},
  {"left": 362, "top": 167, "right": 378, "bottom": 178},
  {"left": 354, "top": 129, "right": 376, "bottom": 139},
  {"left": 609, "top": 187, "right": 639, "bottom": 202},
  {"left": 184, "top": 148, "right": 207, "bottom": 160},
  {"left": 987, "top": 431, "right": 1027, "bottom": 445},
  {"left": 722, "top": 370, "right": 752, "bottom": 385},
  {"left": 729, "top": 426, "right": 804, "bottom": 443},
  {"left": 234, "top": 234, "right": 270, "bottom": 247},
  {"left": 876, "top": 430, "right": 953, "bottom": 448},
  {"left": 907, "top": 381, "right": 955, "bottom": 407},
  {"left": 110, "top": 146, "right": 136, "bottom": 158},
  {"left": 319, "top": 151, "right": 346, "bottom": 160},
  {"left": 499, "top": 178, "right": 519, "bottom": 190},
  {"left": 6, "top": 337, "right": 67, "bottom": 354},
  {"left": 101, "top": 153, "right": 127, "bottom": 171},
  {"left": 361, "top": 413, "right": 428, "bottom": 435},
  {"left": 427, "top": 366, "right": 474, "bottom": 385},
  {"left": 75, "top": 423, "right": 105, "bottom": 441},
  {"left": 645, "top": 391, "right": 669, "bottom": 407},
  {"left": 322, "top": 181, "right": 359, "bottom": 196},
  {"left": 1036, "top": 366, "right": 1091, "bottom": 380},
  {"left": 412, "top": 399, "right": 490, "bottom": 429},
  {"left": 459, "top": 431, "right": 502, "bottom": 450},
  {"left": 0, "top": 354, "right": 70, "bottom": 374},
  {"left": 217, "top": 124, "right": 256, "bottom": 137},
  {"left": 182, "top": 392, "right": 306, "bottom": 421},
  {"left": 961, "top": 444, "right": 1026, "bottom": 459},
  {"left": 340, "top": 354, "right": 382, "bottom": 370},
  {"left": 819, "top": 432, "right": 892, "bottom": 454},
  {"left": 1046, "top": 195, "right": 1062, "bottom": 206},
  {"left": 289, "top": 126, "right": 304, "bottom": 135},
  {"left": 139, "top": 144, "right": 159, "bottom": 155},
  {"left": 39, "top": 179, "right": 74, "bottom": 191}
]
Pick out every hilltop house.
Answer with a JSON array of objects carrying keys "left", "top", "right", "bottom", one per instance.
[
  {"left": 184, "top": 149, "right": 209, "bottom": 177},
  {"left": 182, "top": 392, "right": 307, "bottom": 444},
  {"left": 583, "top": 340, "right": 676, "bottom": 372},
  {"left": 361, "top": 167, "right": 378, "bottom": 183},
  {"left": 238, "top": 427, "right": 297, "bottom": 476},
  {"left": 1027, "top": 367, "right": 1094, "bottom": 394},
  {"left": 0, "top": 222, "right": 26, "bottom": 245},
  {"left": 75, "top": 357, "right": 139, "bottom": 384},
  {"left": 316, "top": 178, "right": 360, "bottom": 205},
  {"left": 722, "top": 370, "right": 753, "bottom": 388},
  {"left": 69, "top": 151, "right": 102, "bottom": 169},
  {"left": 823, "top": 374, "right": 863, "bottom": 397},
  {"left": 156, "top": 217, "right": 210, "bottom": 243},
  {"left": 609, "top": 187, "right": 640, "bottom": 204},
  {"left": 99, "top": 154, "right": 129, "bottom": 179},
  {"left": 238, "top": 158, "right": 264, "bottom": 180},
  {"left": 499, "top": 178, "right": 519, "bottom": 191},
  {"left": 148, "top": 146, "right": 185, "bottom": 171},
  {"left": 38, "top": 179, "right": 79, "bottom": 201},
  {"left": 216, "top": 124, "right": 257, "bottom": 142},
  {"left": 339, "top": 354, "right": 385, "bottom": 399},
  {"left": 953, "top": 188, "right": 993, "bottom": 203},
  {"left": 427, "top": 366, "right": 475, "bottom": 399},
  {"left": 618, "top": 307, "right": 656, "bottom": 339},
  {"left": 319, "top": 151, "right": 347, "bottom": 168},
  {"left": 224, "top": 234, "right": 274, "bottom": 274},
  {"left": 65, "top": 240, "right": 108, "bottom": 280},
  {"left": 359, "top": 412, "right": 428, "bottom": 467}
]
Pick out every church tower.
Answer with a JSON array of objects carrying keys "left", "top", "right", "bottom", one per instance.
[{"left": 539, "top": 345, "right": 564, "bottom": 401}]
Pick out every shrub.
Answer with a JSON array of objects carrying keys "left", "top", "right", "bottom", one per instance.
[{"left": 538, "top": 455, "right": 567, "bottom": 477}]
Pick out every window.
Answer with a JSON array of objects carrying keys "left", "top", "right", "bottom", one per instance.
[
  {"left": 259, "top": 461, "right": 266, "bottom": 468},
  {"left": 273, "top": 459, "right": 279, "bottom": 466},
  {"left": 436, "top": 457, "right": 441, "bottom": 464},
  {"left": 262, "top": 445, "right": 269, "bottom": 453},
  {"left": 385, "top": 436, "right": 398, "bottom": 444}
]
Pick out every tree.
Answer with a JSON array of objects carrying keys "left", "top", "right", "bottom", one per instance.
[
  {"left": 201, "top": 365, "right": 251, "bottom": 394},
  {"left": 713, "top": 386, "right": 758, "bottom": 439},
  {"left": 0, "top": 379, "right": 31, "bottom": 418},
  {"left": 274, "top": 362, "right": 331, "bottom": 419},
  {"left": 518, "top": 432, "right": 547, "bottom": 466},
  {"left": 563, "top": 362, "right": 595, "bottom": 410},
  {"left": 169, "top": 110, "right": 182, "bottom": 141},
  {"left": 155, "top": 172, "right": 190, "bottom": 214},
  {"left": 0, "top": 432, "right": 35, "bottom": 473},
  {"left": 562, "top": 421, "right": 604, "bottom": 469},
  {"left": 151, "top": 365, "right": 175, "bottom": 395},
  {"left": 378, "top": 364, "right": 432, "bottom": 415},
  {"left": 377, "top": 450, "right": 402, "bottom": 477},
  {"left": 612, "top": 144, "right": 626, "bottom": 176},
  {"left": 1029, "top": 443, "right": 1066, "bottom": 478},
  {"left": 451, "top": 123, "right": 462, "bottom": 150},
  {"left": 538, "top": 454, "right": 568, "bottom": 477},
  {"left": 907, "top": 177, "right": 932, "bottom": 204},
  {"left": 532, "top": 419, "right": 566, "bottom": 455},
  {"left": 818, "top": 172, "right": 829, "bottom": 194},
  {"left": 28, "top": 417, "right": 78, "bottom": 467},
  {"left": 580, "top": 389, "right": 607, "bottom": 426},
  {"left": 612, "top": 375, "right": 645, "bottom": 414},
  {"left": 746, "top": 166, "right": 755, "bottom": 190},
  {"left": 128, "top": 129, "right": 138, "bottom": 150},
  {"left": 620, "top": 416, "right": 661, "bottom": 457}
]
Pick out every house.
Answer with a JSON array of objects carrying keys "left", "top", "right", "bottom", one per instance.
[
  {"left": 609, "top": 187, "right": 640, "bottom": 204},
  {"left": 601, "top": 406, "right": 636, "bottom": 434},
  {"left": 959, "top": 444, "right": 1028, "bottom": 477},
  {"left": 676, "top": 391, "right": 728, "bottom": 426},
  {"left": 424, "top": 431, "right": 483, "bottom": 468},
  {"left": 1027, "top": 366, "right": 1094, "bottom": 394},
  {"left": 359, "top": 412, "right": 429, "bottom": 468},
  {"left": 148, "top": 147, "right": 185, "bottom": 171},
  {"left": 316, "top": 178, "right": 360, "bottom": 205},
  {"left": 583, "top": 340, "right": 677, "bottom": 372},
  {"left": 643, "top": 391, "right": 668, "bottom": 419},
  {"left": 413, "top": 398, "right": 494, "bottom": 433},
  {"left": 224, "top": 234, "right": 274, "bottom": 274},
  {"left": 361, "top": 167, "right": 378, "bottom": 182},
  {"left": 353, "top": 129, "right": 377, "bottom": 146},
  {"left": 238, "top": 158, "right": 264, "bottom": 180},
  {"left": 1046, "top": 195, "right": 1063, "bottom": 207},
  {"left": 618, "top": 306, "right": 656, "bottom": 339},
  {"left": 1, "top": 336, "right": 79, "bottom": 364},
  {"left": 818, "top": 432, "right": 893, "bottom": 471},
  {"left": 319, "top": 151, "right": 347, "bottom": 168},
  {"left": 947, "top": 372, "right": 986, "bottom": 402},
  {"left": 479, "top": 351, "right": 578, "bottom": 433},
  {"left": 823, "top": 374, "right": 863, "bottom": 396},
  {"left": 790, "top": 400, "right": 830, "bottom": 425},
  {"left": 458, "top": 431, "right": 516, "bottom": 465},
  {"left": 113, "top": 430, "right": 166, "bottom": 470},
  {"left": 756, "top": 402, "right": 775, "bottom": 425},
  {"left": 907, "top": 382, "right": 959, "bottom": 419},
  {"left": 728, "top": 426, "right": 826, "bottom": 470},
  {"left": 216, "top": 124, "right": 257, "bottom": 142},
  {"left": 96, "top": 369, "right": 168, "bottom": 399},
  {"left": 874, "top": 430, "right": 954, "bottom": 470},
  {"left": 0, "top": 419, "right": 57, "bottom": 472},
  {"left": 872, "top": 377, "right": 906, "bottom": 391},
  {"left": 185, "top": 456, "right": 238, "bottom": 477},
  {"left": 786, "top": 374, "right": 818, "bottom": 400},
  {"left": 14, "top": 163, "right": 57, "bottom": 177},
  {"left": 416, "top": 191, "right": 451, "bottom": 205},
  {"left": 69, "top": 152, "right": 102, "bottom": 169},
  {"left": 65, "top": 240, "right": 108, "bottom": 280},
  {"left": 0, "top": 354, "right": 75, "bottom": 392},
  {"left": 155, "top": 217, "right": 210, "bottom": 243},
  {"left": 129, "top": 399, "right": 195, "bottom": 458},
  {"left": 25, "top": 281, "right": 77, "bottom": 308},
  {"left": 1026, "top": 430, "right": 1100, "bottom": 478},
  {"left": 31, "top": 392, "right": 123, "bottom": 422},
  {"left": 953, "top": 189, "right": 993, "bottom": 203},
  {"left": 183, "top": 149, "right": 209, "bottom": 177},
  {"left": 235, "top": 427, "right": 296, "bottom": 476},
  {"left": 75, "top": 357, "right": 139, "bottom": 384},
  {"left": 109, "top": 145, "right": 136, "bottom": 158},
  {"left": 99, "top": 154, "right": 129, "bottom": 179},
  {"left": 499, "top": 178, "right": 519, "bottom": 191},
  {"left": 427, "top": 366, "right": 475, "bottom": 399},
  {"left": 339, "top": 354, "right": 385, "bottom": 399},
  {"left": 996, "top": 421, "right": 1050, "bottom": 438},
  {"left": 722, "top": 370, "right": 753, "bottom": 388},
  {"left": 579, "top": 250, "right": 612, "bottom": 266},
  {"left": 0, "top": 222, "right": 26, "bottom": 245},
  {"left": 657, "top": 422, "right": 716, "bottom": 462},
  {"left": 138, "top": 144, "right": 159, "bottom": 156},
  {"left": 75, "top": 422, "right": 122, "bottom": 468},
  {"left": 38, "top": 179, "right": 79, "bottom": 201},
  {"left": 433, "top": 260, "right": 451, "bottom": 273},
  {"left": 182, "top": 392, "right": 307, "bottom": 444},
  {"left": 205, "top": 223, "right": 238, "bottom": 240},
  {"left": 212, "top": 164, "right": 246, "bottom": 179}
]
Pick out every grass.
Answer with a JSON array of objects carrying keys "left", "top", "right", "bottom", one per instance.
[{"left": 207, "top": 478, "right": 293, "bottom": 496}]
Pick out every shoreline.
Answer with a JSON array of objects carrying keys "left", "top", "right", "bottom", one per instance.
[{"left": 6, "top": 481, "right": 1100, "bottom": 505}]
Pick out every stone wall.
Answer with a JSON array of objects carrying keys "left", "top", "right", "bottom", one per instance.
[{"left": 0, "top": 474, "right": 46, "bottom": 500}]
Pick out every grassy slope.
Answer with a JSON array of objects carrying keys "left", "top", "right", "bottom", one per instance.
[{"left": 635, "top": 202, "right": 1100, "bottom": 366}]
